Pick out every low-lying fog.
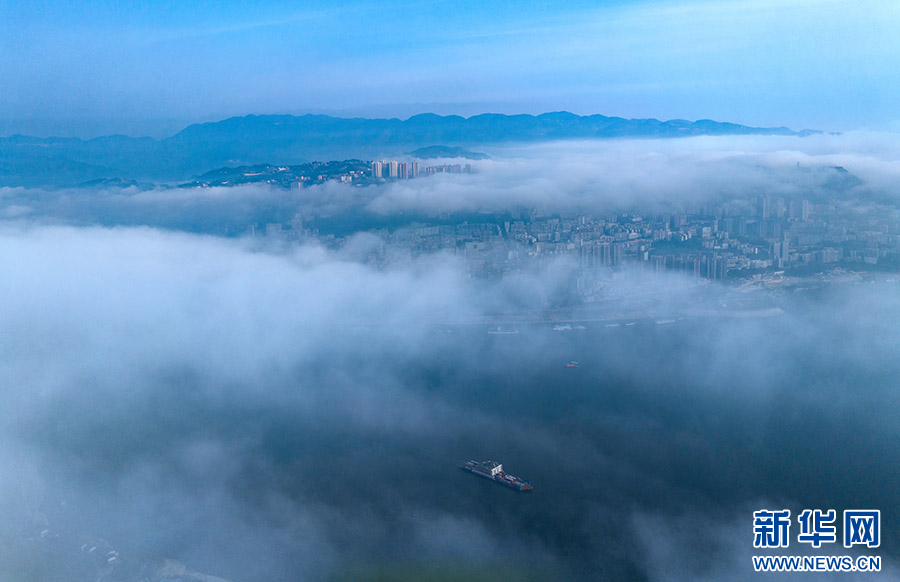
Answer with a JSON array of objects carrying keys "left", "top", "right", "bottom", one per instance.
[{"left": 2, "top": 134, "right": 899, "bottom": 581}]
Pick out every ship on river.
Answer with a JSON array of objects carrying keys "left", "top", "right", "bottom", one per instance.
[{"left": 460, "top": 460, "right": 533, "bottom": 491}]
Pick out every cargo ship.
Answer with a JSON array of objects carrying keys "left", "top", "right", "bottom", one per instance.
[{"left": 461, "top": 460, "right": 533, "bottom": 491}]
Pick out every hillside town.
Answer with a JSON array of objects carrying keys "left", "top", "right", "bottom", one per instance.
[{"left": 255, "top": 169, "right": 899, "bottom": 290}]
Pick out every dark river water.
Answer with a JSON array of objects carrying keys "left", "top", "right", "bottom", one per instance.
[{"left": 18, "top": 314, "right": 900, "bottom": 581}]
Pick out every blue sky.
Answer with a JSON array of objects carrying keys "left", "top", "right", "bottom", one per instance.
[{"left": 1, "top": 0, "right": 898, "bottom": 137}]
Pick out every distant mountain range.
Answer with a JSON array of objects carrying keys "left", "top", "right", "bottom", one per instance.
[{"left": 0, "top": 112, "right": 816, "bottom": 187}]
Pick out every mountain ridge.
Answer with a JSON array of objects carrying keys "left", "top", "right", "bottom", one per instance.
[{"left": 0, "top": 112, "right": 816, "bottom": 187}]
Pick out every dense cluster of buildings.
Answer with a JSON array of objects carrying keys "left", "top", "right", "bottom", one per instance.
[
  {"left": 371, "top": 160, "right": 419, "bottom": 179},
  {"left": 424, "top": 163, "right": 473, "bottom": 175},
  {"left": 370, "top": 160, "right": 473, "bottom": 180},
  {"left": 272, "top": 194, "right": 899, "bottom": 287}
]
